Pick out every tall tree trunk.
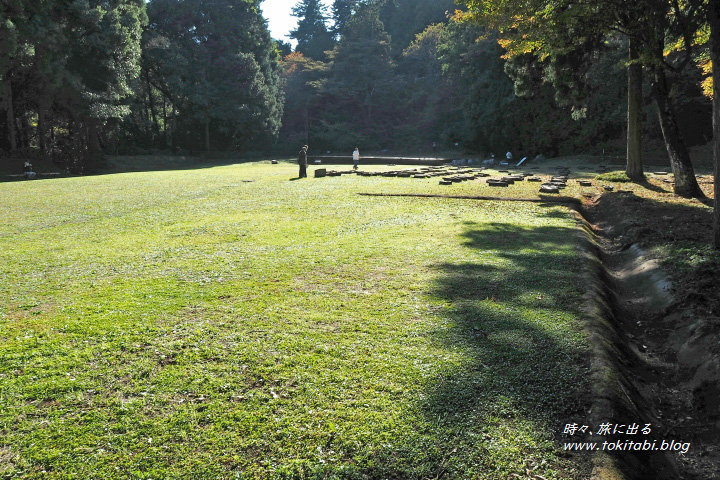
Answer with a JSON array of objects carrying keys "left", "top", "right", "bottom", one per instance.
[
  {"left": 86, "top": 118, "right": 101, "bottom": 172},
  {"left": 38, "top": 97, "right": 48, "bottom": 160},
  {"left": 650, "top": 67, "right": 704, "bottom": 198},
  {"left": 19, "top": 111, "right": 30, "bottom": 148},
  {"left": 304, "top": 99, "right": 309, "bottom": 144},
  {"left": 709, "top": 0, "right": 720, "bottom": 248},
  {"left": 205, "top": 118, "right": 210, "bottom": 151},
  {"left": 145, "top": 71, "right": 159, "bottom": 140},
  {"left": 626, "top": 38, "right": 644, "bottom": 181},
  {"left": 171, "top": 104, "right": 177, "bottom": 152},
  {"left": 50, "top": 124, "right": 55, "bottom": 162},
  {"left": 163, "top": 96, "right": 169, "bottom": 148},
  {"left": 365, "top": 87, "right": 375, "bottom": 126},
  {"left": 4, "top": 78, "right": 17, "bottom": 152},
  {"left": 69, "top": 114, "right": 82, "bottom": 172}
]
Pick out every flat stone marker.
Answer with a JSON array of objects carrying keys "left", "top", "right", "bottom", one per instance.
[
  {"left": 487, "top": 179, "right": 509, "bottom": 187},
  {"left": 439, "top": 180, "right": 453, "bottom": 185},
  {"left": 578, "top": 180, "right": 592, "bottom": 186},
  {"left": 539, "top": 184, "right": 560, "bottom": 193}
]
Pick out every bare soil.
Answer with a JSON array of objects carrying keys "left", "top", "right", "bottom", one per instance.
[{"left": 583, "top": 187, "right": 720, "bottom": 480}]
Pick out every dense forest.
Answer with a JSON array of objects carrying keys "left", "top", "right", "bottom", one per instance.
[{"left": 0, "top": 0, "right": 716, "bottom": 187}]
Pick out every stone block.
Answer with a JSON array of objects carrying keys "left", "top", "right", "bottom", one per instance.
[
  {"left": 487, "top": 180, "right": 509, "bottom": 187},
  {"left": 539, "top": 184, "right": 559, "bottom": 193}
]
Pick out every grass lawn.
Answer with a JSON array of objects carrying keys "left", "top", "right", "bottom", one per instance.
[{"left": 1, "top": 160, "right": 592, "bottom": 479}]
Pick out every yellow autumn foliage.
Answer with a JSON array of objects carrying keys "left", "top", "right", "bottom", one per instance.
[{"left": 699, "top": 58, "right": 713, "bottom": 99}]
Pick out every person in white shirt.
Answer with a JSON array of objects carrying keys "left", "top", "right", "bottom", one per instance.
[{"left": 352, "top": 148, "right": 360, "bottom": 170}]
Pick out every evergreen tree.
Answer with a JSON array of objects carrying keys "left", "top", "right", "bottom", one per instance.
[
  {"left": 290, "top": 0, "right": 335, "bottom": 60},
  {"left": 145, "top": 0, "right": 283, "bottom": 151},
  {"left": 1, "top": 0, "right": 147, "bottom": 169},
  {"left": 328, "top": 3, "right": 393, "bottom": 128},
  {"left": 0, "top": 0, "right": 25, "bottom": 153},
  {"left": 279, "top": 51, "right": 328, "bottom": 146},
  {"left": 379, "top": 0, "right": 454, "bottom": 58},
  {"left": 331, "top": 0, "right": 357, "bottom": 39}
]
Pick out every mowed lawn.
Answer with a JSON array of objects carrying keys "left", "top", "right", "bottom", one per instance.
[{"left": 1, "top": 160, "right": 592, "bottom": 479}]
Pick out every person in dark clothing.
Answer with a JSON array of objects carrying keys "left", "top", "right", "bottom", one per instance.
[
  {"left": 298, "top": 145, "right": 308, "bottom": 178},
  {"left": 23, "top": 161, "right": 36, "bottom": 179}
]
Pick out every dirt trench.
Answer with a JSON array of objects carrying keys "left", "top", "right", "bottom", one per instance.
[{"left": 578, "top": 201, "right": 720, "bottom": 480}]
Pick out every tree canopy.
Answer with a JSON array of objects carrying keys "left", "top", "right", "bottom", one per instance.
[
  {"left": 1, "top": 0, "right": 147, "bottom": 170},
  {"left": 291, "top": 0, "right": 336, "bottom": 61},
  {"left": 0, "top": 0, "right": 714, "bottom": 207},
  {"left": 144, "top": 0, "right": 283, "bottom": 152}
]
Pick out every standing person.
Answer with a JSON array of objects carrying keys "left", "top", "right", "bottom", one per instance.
[
  {"left": 23, "top": 161, "right": 36, "bottom": 180},
  {"left": 298, "top": 145, "right": 308, "bottom": 178},
  {"left": 352, "top": 147, "right": 360, "bottom": 170}
]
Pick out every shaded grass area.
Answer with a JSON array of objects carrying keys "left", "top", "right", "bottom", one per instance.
[{"left": 1, "top": 161, "right": 591, "bottom": 478}]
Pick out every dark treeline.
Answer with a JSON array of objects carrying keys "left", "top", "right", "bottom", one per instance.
[
  {"left": 281, "top": 0, "right": 712, "bottom": 162},
  {"left": 0, "top": 0, "right": 713, "bottom": 174},
  {"left": 0, "top": 0, "right": 282, "bottom": 172}
]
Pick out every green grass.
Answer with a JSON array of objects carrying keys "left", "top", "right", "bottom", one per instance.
[
  {"left": 595, "top": 171, "right": 634, "bottom": 183},
  {"left": 1, "top": 160, "right": 592, "bottom": 479}
]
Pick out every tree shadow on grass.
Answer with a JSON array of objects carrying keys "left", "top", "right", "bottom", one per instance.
[
  {"left": 394, "top": 219, "right": 592, "bottom": 477},
  {"left": 425, "top": 220, "right": 589, "bottom": 403},
  {"left": 636, "top": 179, "right": 672, "bottom": 194},
  {"left": 587, "top": 191, "right": 712, "bottom": 247},
  {"left": 348, "top": 218, "right": 594, "bottom": 479}
]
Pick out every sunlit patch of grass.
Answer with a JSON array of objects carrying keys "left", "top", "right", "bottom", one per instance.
[
  {"left": 596, "top": 171, "right": 634, "bottom": 182},
  {"left": 0, "top": 158, "right": 594, "bottom": 479}
]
